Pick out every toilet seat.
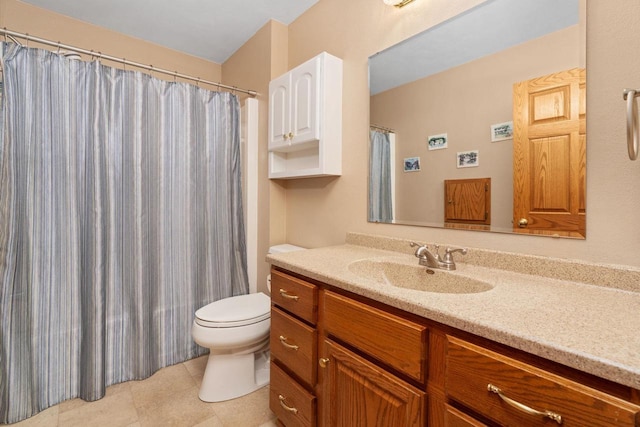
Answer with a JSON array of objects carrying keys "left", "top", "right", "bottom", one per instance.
[{"left": 195, "top": 293, "right": 270, "bottom": 328}]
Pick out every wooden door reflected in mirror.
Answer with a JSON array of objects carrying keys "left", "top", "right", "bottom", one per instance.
[{"left": 512, "top": 68, "right": 586, "bottom": 238}]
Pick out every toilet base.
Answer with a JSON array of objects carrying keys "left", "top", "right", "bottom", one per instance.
[{"left": 198, "top": 350, "right": 270, "bottom": 402}]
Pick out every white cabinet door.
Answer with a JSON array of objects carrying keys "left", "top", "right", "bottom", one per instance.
[
  {"left": 290, "top": 58, "right": 320, "bottom": 145},
  {"left": 268, "top": 52, "right": 342, "bottom": 179},
  {"left": 268, "top": 73, "right": 291, "bottom": 150}
]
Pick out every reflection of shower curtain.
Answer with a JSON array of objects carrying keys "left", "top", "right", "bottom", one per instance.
[
  {"left": 0, "top": 42, "right": 249, "bottom": 423},
  {"left": 369, "top": 129, "right": 393, "bottom": 222}
]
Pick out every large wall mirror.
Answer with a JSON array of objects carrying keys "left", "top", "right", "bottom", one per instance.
[{"left": 369, "top": 0, "right": 586, "bottom": 238}]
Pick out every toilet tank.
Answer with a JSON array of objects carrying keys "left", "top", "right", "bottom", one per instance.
[
  {"left": 267, "top": 244, "right": 306, "bottom": 291},
  {"left": 268, "top": 244, "right": 306, "bottom": 254}
]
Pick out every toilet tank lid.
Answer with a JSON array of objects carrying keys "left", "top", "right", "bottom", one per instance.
[
  {"left": 268, "top": 244, "right": 306, "bottom": 254},
  {"left": 196, "top": 293, "right": 270, "bottom": 324}
]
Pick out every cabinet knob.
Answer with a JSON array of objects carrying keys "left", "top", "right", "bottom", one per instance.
[
  {"left": 319, "top": 357, "right": 330, "bottom": 368},
  {"left": 288, "top": 132, "right": 294, "bottom": 139}
]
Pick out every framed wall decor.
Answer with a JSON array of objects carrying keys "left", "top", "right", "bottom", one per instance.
[
  {"left": 457, "top": 150, "right": 479, "bottom": 168},
  {"left": 427, "top": 133, "right": 448, "bottom": 150},
  {"left": 403, "top": 157, "right": 421, "bottom": 172},
  {"left": 490, "top": 121, "right": 513, "bottom": 142}
]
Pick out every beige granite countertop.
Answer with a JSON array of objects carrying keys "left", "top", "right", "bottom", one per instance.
[{"left": 266, "top": 233, "right": 640, "bottom": 390}]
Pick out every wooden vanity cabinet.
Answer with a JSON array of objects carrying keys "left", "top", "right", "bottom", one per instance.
[
  {"left": 320, "top": 290, "right": 427, "bottom": 426},
  {"left": 269, "top": 270, "right": 319, "bottom": 427},
  {"left": 269, "top": 267, "right": 640, "bottom": 427},
  {"left": 322, "top": 338, "right": 425, "bottom": 427},
  {"left": 444, "top": 405, "right": 488, "bottom": 427},
  {"left": 445, "top": 336, "right": 640, "bottom": 427}
]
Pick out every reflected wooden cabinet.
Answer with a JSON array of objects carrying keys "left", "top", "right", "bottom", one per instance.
[
  {"left": 269, "top": 267, "right": 640, "bottom": 427},
  {"left": 444, "top": 178, "right": 491, "bottom": 225}
]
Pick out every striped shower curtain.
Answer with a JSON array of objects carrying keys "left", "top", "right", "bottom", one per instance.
[
  {"left": 0, "top": 42, "right": 249, "bottom": 423},
  {"left": 369, "top": 129, "right": 393, "bottom": 223}
]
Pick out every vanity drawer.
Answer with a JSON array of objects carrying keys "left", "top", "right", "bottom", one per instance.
[
  {"left": 271, "top": 269, "right": 318, "bottom": 325},
  {"left": 445, "top": 336, "right": 640, "bottom": 427},
  {"left": 270, "top": 361, "right": 316, "bottom": 427},
  {"left": 271, "top": 307, "right": 317, "bottom": 387},
  {"left": 444, "top": 404, "right": 488, "bottom": 427},
  {"left": 322, "top": 290, "right": 427, "bottom": 383}
]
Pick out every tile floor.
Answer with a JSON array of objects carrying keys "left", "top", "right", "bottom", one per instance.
[{"left": 8, "top": 355, "right": 277, "bottom": 427}]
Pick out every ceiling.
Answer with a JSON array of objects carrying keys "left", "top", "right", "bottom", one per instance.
[
  {"left": 369, "top": 0, "right": 579, "bottom": 95},
  {"left": 20, "top": 0, "right": 319, "bottom": 64}
]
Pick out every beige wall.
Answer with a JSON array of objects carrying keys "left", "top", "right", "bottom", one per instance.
[
  {"left": 5, "top": 0, "right": 640, "bottom": 271},
  {"left": 0, "top": 0, "right": 221, "bottom": 83},
  {"left": 223, "top": 20, "right": 289, "bottom": 294},
  {"left": 370, "top": 26, "right": 581, "bottom": 230},
  {"left": 284, "top": 0, "right": 640, "bottom": 267}
]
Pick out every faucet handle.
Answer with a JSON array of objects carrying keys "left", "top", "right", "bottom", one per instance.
[{"left": 443, "top": 247, "right": 468, "bottom": 262}]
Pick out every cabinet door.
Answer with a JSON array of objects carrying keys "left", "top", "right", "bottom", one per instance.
[
  {"left": 444, "top": 178, "right": 491, "bottom": 225},
  {"left": 269, "top": 72, "right": 291, "bottom": 149},
  {"left": 290, "top": 57, "right": 320, "bottom": 145},
  {"left": 321, "top": 339, "right": 425, "bottom": 427}
]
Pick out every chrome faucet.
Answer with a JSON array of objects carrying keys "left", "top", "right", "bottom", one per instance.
[{"left": 409, "top": 242, "right": 467, "bottom": 271}]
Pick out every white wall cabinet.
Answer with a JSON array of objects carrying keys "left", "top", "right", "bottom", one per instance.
[{"left": 268, "top": 52, "right": 342, "bottom": 179}]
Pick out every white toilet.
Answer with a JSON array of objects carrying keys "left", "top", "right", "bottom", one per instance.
[
  {"left": 191, "top": 243, "right": 306, "bottom": 402},
  {"left": 192, "top": 292, "right": 271, "bottom": 402}
]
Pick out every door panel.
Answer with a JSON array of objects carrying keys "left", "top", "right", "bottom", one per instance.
[
  {"left": 513, "top": 68, "right": 586, "bottom": 237},
  {"left": 323, "top": 339, "right": 425, "bottom": 427}
]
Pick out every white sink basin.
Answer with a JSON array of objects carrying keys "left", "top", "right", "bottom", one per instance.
[{"left": 348, "top": 258, "right": 493, "bottom": 294}]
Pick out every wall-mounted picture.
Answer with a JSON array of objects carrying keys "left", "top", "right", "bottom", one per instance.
[
  {"left": 457, "top": 150, "right": 479, "bottom": 168},
  {"left": 427, "top": 133, "right": 448, "bottom": 150},
  {"left": 490, "top": 121, "right": 513, "bottom": 142},
  {"left": 403, "top": 157, "right": 421, "bottom": 172}
]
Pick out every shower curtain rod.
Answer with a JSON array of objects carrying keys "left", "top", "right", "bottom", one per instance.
[
  {"left": 370, "top": 124, "right": 395, "bottom": 133},
  {"left": 0, "top": 28, "right": 258, "bottom": 97}
]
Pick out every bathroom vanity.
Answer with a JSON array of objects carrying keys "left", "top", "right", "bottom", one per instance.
[{"left": 267, "top": 234, "right": 640, "bottom": 426}]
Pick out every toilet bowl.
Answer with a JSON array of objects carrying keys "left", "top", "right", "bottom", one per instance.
[{"left": 191, "top": 292, "right": 271, "bottom": 402}]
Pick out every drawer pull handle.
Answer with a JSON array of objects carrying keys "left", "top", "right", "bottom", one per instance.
[
  {"left": 487, "top": 384, "right": 563, "bottom": 425},
  {"left": 279, "top": 289, "right": 299, "bottom": 301},
  {"left": 319, "top": 357, "right": 330, "bottom": 368},
  {"left": 278, "top": 395, "right": 298, "bottom": 414},
  {"left": 279, "top": 335, "right": 299, "bottom": 350}
]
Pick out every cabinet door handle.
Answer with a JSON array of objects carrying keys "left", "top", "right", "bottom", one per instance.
[
  {"left": 288, "top": 132, "right": 294, "bottom": 139},
  {"left": 278, "top": 395, "right": 298, "bottom": 414},
  {"left": 487, "top": 384, "right": 563, "bottom": 424},
  {"left": 279, "top": 289, "right": 299, "bottom": 301},
  {"left": 319, "top": 357, "right": 330, "bottom": 368},
  {"left": 279, "top": 335, "right": 299, "bottom": 350}
]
